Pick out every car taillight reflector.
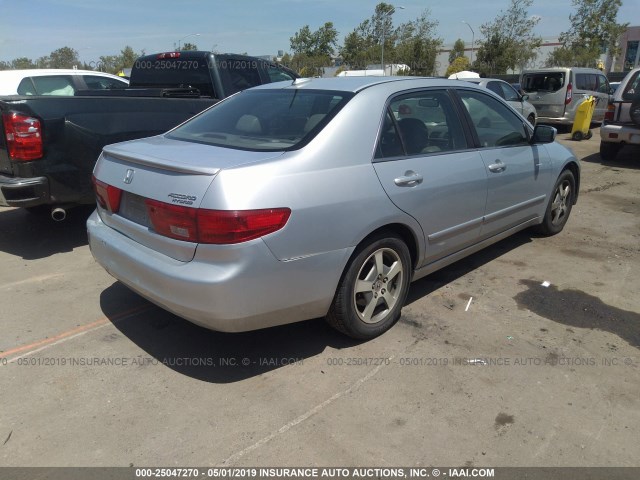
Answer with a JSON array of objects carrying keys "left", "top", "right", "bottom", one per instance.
[
  {"left": 146, "top": 199, "right": 199, "bottom": 242},
  {"left": 604, "top": 103, "right": 615, "bottom": 122},
  {"left": 2, "top": 112, "right": 43, "bottom": 161},
  {"left": 92, "top": 175, "right": 122, "bottom": 213},
  {"left": 144, "top": 199, "right": 291, "bottom": 244},
  {"left": 565, "top": 83, "right": 573, "bottom": 105}
]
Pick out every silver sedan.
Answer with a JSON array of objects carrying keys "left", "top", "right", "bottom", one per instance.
[
  {"left": 463, "top": 77, "right": 538, "bottom": 126},
  {"left": 88, "top": 77, "right": 579, "bottom": 339}
]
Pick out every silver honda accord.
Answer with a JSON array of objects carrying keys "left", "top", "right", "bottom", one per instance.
[{"left": 88, "top": 77, "right": 579, "bottom": 339}]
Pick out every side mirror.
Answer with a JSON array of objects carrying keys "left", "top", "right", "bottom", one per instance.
[
  {"left": 531, "top": 124, "right": 556, "bottom": 144},
  {"left": 521, "top": 94, "right": 529, "bottom": 101}
]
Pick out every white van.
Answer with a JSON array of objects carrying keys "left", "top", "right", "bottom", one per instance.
[
  {"left": 520, "top": 67, "right": 610, "bottom": 127},
  {"left": 0, "top": 69, "right": 128, "bottom": 96}
]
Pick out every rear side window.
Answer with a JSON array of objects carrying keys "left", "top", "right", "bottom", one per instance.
[
  {"left": 576, "top": 73, "right": 597, "bottom": 91},
  {"left": 167, "top": 89, "right": 353, "bottom": 151},
  {"left": 17, "top": 75, "right": 75, "bottom": 95},
  {"left": 220, "top": 59, "right": 263, "bottom": 95},
  {"left": 83, "top": 75, "right": 128, "bottom": 90},
  {"left": 267, "top": 66, "right": 295, "bottom": 83},
  {"left": 376, "top": 89, "right": 466, "bottom": 158},
  {"left": 521, "top": 72, "right": 565, "bottom": 93},
  {"left": 621, "top": 71, "right": 640, "bottom": 101}
]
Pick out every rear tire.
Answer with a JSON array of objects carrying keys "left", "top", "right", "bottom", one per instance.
[
  {"left": 534, "top": 170, "right": 575, "bottom": 236},
  {"left": 326, "top": 233, "right": 411, "bottom": 339},
  {"left": 600, "top": 141, "right": 621, "bottom": 161}
]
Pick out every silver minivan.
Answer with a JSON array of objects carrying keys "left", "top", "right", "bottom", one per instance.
[{"left": 520, "top": 67, "right": 610, "bottom": 127}]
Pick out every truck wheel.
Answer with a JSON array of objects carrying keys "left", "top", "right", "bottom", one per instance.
[
  {"left": 600, "top": 141, "right": 621, "bottom": 161},
  {"left": 631, "top": 99, "right": 640, "bottom": 126},
  {"left": 326, "top": 233, "right": 411, "bottom": 339},
  {"left": 534, "top": 169, "right": 575, "bottom": 236}
]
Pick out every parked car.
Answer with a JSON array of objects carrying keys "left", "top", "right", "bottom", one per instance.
[
  {"left": 599, "top": 67, "right": 640, "bottom": 161},
  {"left": 0, "top": 51, "right": 298, "bottom": 220},
  {"left": 520, "top": 67, "right": 611, "bottom": 127},
  {"left": 462, "top": 78, "right": 537, "bottom": 125},
  {"left": 0, "top": 69, "right": 129, "bottom": 95},
  {"left": 88, "top": 77, "right": 580, "bottom": 339}
]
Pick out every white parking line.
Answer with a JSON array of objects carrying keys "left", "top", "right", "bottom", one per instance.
[{"left": 218, "top": 356, "right": 395, "bottom": 466}]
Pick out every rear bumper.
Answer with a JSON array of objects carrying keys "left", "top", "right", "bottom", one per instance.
[
  {"left": 0, "top": 174, "right": 49, "bottom": 207},
  {"left": 600, "top": 123, "right": 640, "bottom": 145},
  {"left": 87, "top": 210, "right": 352, "bottom": 332}
]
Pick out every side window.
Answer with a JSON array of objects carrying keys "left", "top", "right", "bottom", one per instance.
[
  {"left": 226, "top": 62, "right": 262, "bottom": 95},
  {"left": 376, "top": 90, "right": 466, "bottom": 158},
  {"left": 83, "top": 75, "right": 127, "bottom": 90},
  {"left": 576, "top": 73, "right": 597, "bottom": 91},
  {"left": 31, "top": 76, "right": 75, "bottom": 95},
  {"left": 267, "top": 66, "right": 295, "bottom": 83},
  {"left": 458, "top": 90, "right": 528, "bottom": 148},
  {"left": 596, "top": 74, "right": 609, "bottom": 94},
  {"left": 486, "top": 82, "right": 504, "bottom": 98},
  {"left": 17, "top": 78, "right": 37, "bottom": 95},
  {"left": 621, "top": 71, "right": 640, "bottom": 101},
  {"left": 500, "top": 82, "right": 521, "bottom": 102}
]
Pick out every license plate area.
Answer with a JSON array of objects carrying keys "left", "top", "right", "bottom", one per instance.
[{"left": 119, "top": 191, "right": 151, "bottom": 228}]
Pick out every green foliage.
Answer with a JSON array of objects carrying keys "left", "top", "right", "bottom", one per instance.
[
  {"left": 449, "top": 39, "right": 466, "bottom": 65},
  {"left": 98, "top": 46, "right": 144, "bottom": 74},
  {"left": 47, "top": 47, "right": 80, "bottom": 69},
  {"left": 180, "top": 42, "right": 198, "bottom": 51},
  {"left": 445, "top": 56, "right": 471, "bottom": 77},
  {"left": 474, "top": 0, "right": 542, "bottom": 74},
  {"left": 340, "top": 2, "right": 441, "bottom": 75},
  {"left": 546, "top": 0, "right": 627, "bottom": 69},
  {"left": 289, "top": 22, "right": 338, "bottom": 74}
]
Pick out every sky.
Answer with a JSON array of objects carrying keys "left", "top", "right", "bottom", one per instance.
[{"left": 0, "top": 0, "right": 639, "bottom": 64}]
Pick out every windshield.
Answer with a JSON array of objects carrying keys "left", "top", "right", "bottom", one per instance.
[
  {"left": 166, "top": 88, "right": 354, "bottom": 151},
  {"left": 521, "top": 72, "right": 565, "bottom": 93}
]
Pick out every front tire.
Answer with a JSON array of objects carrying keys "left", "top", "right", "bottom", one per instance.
[
  {"left": 326, "top": 233, "right": 411, "bottom": 339},
  {"left": 534, "top": 170, "right": 575, "bottom": 236}
]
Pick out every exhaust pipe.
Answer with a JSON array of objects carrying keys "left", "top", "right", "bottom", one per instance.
[{"left": 51, "top": 207, "right": 67, "bottom": 222}]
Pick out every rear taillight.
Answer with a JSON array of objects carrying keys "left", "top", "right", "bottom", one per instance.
[
  {"left": 565, "top": 83, "right": 573, "bottom": 105},
  {"left": 92, "top": 175, "right": 122, "bottom": 213},
  {"left": 145, "top": 199, "right": 291, "bottom": 244},
  {"left": 2, "top": 112, "right": 43, "bottom": 161},
  {"left": 604, "top": 103, "right": 615, "bottom": 122}
]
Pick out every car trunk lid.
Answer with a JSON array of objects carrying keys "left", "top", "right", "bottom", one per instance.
[{"left": 94, "top": 135, "right": 284, "bottom": 261}]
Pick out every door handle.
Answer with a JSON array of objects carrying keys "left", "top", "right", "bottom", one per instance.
[
  {"left": 394, "top": 171, "right": 423, "bottom": 186},
  {"left": 488, "top": 160, "right": 507, "bottom": 173}
]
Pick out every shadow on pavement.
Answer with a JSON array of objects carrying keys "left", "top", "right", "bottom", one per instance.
[
  {"left": 581, "top": 149, "right": 640, "bottom": 169},
  {"left": 0, "top": 206, "right": 93, "bottom": 260},
  {"left": 100, "top": 282, "right": 360, "bottom": 384},
  {"left": 100, "top": 231, "right": 535, "bottom": 383}
]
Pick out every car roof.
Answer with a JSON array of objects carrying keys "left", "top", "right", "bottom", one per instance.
[
  {"left": 0, "top": 69, "right": 125, "bottom": 78},
  {"left": 250, "top": 76, "right": 478, "bottom": 93}
]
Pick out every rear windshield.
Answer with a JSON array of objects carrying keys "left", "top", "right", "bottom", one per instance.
[
  {"left": 621, "top": 71, "right": 640, "bottom": 102},
  {"left": 521, "top": 72, "right": 565, "bottom": 93},
  {"left": 131, "top": 57, "right": 215, "bottom": 97},
  {"left": 166, "top": 89, "right": 354, "bottom": 151}
]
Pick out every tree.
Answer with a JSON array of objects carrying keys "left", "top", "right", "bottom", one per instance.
[
  {"left": 48, "top": 47, "right": 80, "bottom": 69},
  {"left": 289, "top": 22, "right": 338, "bottom": 75},
  {"left": 546, "top": 0, "right": 627, "bottom": 70},
  {"left": 340, "top": 3, "right": 396, "bottom": 69},
  {"left": 98, "top": 46, "right": 144, "bottom": 74},
  {"left": 449, "top": 39, "right": 466, "bottom": 65},
  {"left": 445, "top": 56, "right": 471, "bottom": 77},
  {"left": 181, "top": 42, "right": 198, "bottom": 51},
  {"left": 393, "top": 9, "right": 442, "bottom": 76},
  {"left": 473, "top": 0, "right": 542, "bottom": 74},
  {"left": 11, "top": 57, "right": 37, "bottom": 69}
]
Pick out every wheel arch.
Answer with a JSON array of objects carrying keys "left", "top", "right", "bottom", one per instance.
[
  {"left": 355, "top": 223, "right": 420, "bottom": 271},
  {"left": 562, "top": 161, "right": 580, "bottom": 204}
]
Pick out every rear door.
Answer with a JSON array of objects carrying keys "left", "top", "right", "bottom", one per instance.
[
  {"left": 521, "top": 71, "right": 567, "bottom": 119},
  {"left": 372, "top": 89, "right": 488, "bottom": 266},
  {"left": 456, "top": 89, "right": 552, "bottom": 238}
]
